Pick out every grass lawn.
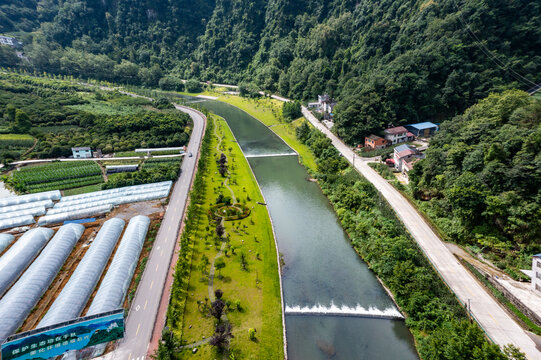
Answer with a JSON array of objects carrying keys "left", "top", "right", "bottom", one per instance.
[
  {"left": 62, "top": 183, "right": 102, "bottom": 196},
  {"left": 172, "top": 115, "right": 283, "bottom": 359},
  {"left": 211, "top": 94, "right": 318, "bottom": 172}
]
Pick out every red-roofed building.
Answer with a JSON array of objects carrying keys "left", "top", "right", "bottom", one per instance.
[{"left": 364, "top": 135, "right": 388, "bottom": 150}]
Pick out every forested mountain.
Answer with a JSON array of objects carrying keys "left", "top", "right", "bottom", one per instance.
[
  {"left": 1, "top": 0, "right": 540, "bottom": 144},
  {"left": 410, "top": 90, "right": 541, "bottom": 276}
]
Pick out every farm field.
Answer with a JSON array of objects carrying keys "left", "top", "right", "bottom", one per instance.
[{"left": 4, "top": 161, "right": 104, "bottom": 193}]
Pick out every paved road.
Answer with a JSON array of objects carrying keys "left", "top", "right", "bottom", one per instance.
[
  {"left": 11, "top": 154, "right": 184, "bottom": 166},
  {"left": 101, "top": 105, "right": 206, "bottom": 360},
  {"left": 302, "top": 107, "right": 541, "bottom": 359}
]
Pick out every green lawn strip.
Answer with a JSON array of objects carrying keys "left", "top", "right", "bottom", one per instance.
[
  {"left": 213, "top": 95, "right": 318, "bottom": 172},
  {"left": 62, "top": 183, "right": 103, "bottom": 196},
  {"left": 461, "top": 260, "right": 541, "bottom": 336},
  {"left": 169, "top": 115, "right": 283, "bottom": 359}
]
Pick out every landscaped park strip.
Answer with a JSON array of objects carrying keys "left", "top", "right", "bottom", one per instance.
[{"left": 166, "top": 114, "right": 284, "bottom": 359}]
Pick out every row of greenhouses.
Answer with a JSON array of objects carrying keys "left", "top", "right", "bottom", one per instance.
[
  {"left": 0, "top": 224, "right": 83, "bottom": 342},
  {"left": 0, "top": 181, "right": 171, "bottom": 230},
  {"left": 0, "top": 216, "right": 151, "bottom": 343}
]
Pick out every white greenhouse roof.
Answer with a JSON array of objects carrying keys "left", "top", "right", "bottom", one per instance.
[
  {"left": 38, "top": 218, "right": 125, "bottom": 327},
  {"left": 0, "top": 224, "right": 83, "bottom": 342},
  {"left": 0, "top": 228, "right": 54, "bottom": 297},
  {"left": 88, "top": 216, "right": 150, "bottom": 315},
  {"left": 0, "top": 215, "right": 35, "bottom": 231},
  {"left": 0, "top": 190, "right": 61, "bottom": 208},
  {"left": 0, "top": 234, "right": 14, "bottom": 254}
]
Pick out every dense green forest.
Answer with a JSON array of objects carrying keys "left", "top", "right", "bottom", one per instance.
[
  {"left": 1, "top": 0, "right": 540, "bottom": 145},
  {"left": 409, "top": 90, "right": 541, "bottom": 277},
  {"left": 0, "top": 73, "right": 191, "bottom": 163}
]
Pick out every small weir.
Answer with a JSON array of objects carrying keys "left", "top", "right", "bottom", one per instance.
[
  {"left": 285, "top": 302, "right": 404, "bottom": 320},
  {"left": 198, "top": 99, "right": 419, "bottom": 359}
]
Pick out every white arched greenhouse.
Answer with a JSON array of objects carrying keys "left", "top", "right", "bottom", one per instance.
[
  {"left": 0, "top": 227, "right": 54, "bottom": 297},
  {"left": 0, "top": 206, "right": 47, "bottom": 221},
  {"left": 37, "top": 204, "right": 114, "bottom": 226},
  {"left": 0, "top": 224, "right": 84, "bottom": 342},
  {"left": 0, "top": 200, "right": 54, "bottom": 214},
  {"left": 0, "top": 234, "right": 14, "bottom": 254},
  {"left": 0, "top": 190, "right": 61, "bottom": 208},
  {"left": 0, "top": 215, "right": 36, "bottom": 231},
  {"left": 88, "top": 215, "right": 150, "bottom": 315},
  {"left": 38, "top": 218, "right": 125, "bottom": 328}
]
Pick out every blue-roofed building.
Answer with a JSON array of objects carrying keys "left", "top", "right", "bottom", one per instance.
[
  {"left": 532, "top": 254, "right": 541, "bottom": 293},
  {"left": 405, "top": 122, "right": 439, "bottom": 137}
]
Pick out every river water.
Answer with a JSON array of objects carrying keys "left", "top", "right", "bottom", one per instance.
[{"left": 201, "top": 100, "right": 418, "bottom": 360}]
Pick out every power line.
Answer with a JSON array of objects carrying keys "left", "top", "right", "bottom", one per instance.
[{"left": 451, "top": 0, "right": 537, "bottom": 88}]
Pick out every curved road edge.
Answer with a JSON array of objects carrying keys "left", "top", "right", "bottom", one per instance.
[{"left": 98, "top": 104, "right": 206, "bottom": 360}]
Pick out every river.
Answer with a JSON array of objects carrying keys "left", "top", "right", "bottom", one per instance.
[{"left": 200, "top": 100, "right": 418, "bottom": 359}]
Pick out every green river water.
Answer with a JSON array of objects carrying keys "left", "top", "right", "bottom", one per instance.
[{"left": 200, "top": 100, "right": 419, "bottom": 360}]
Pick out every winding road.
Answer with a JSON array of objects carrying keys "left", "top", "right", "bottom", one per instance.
[
  {"left": 100, "top": 105, "right": 206, "bottom": 360},
  {"left": 301, "top": 107, "right": 541, "bottom": 360}
]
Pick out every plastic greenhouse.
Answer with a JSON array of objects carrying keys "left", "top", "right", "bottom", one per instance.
[
  {"left": 37, "top": 204, "right": 114, "bottom": 226},
  {"left": 0, "top": 227, "right": 54, "bottom": 297},
  {"left": 59, "top": 181, "right": 172, "bottom": 203},
  {"left": 0, "top": 206, "right": 47, "bottom": 221},
  {"left": 0, "top": 224, "right": 83, "bottom": 342},
  {"left": 38, "top": 218, "right": 125, "bottom": 327},
  {"left": 46, "top": 200, "right": 115, "bottom": 215},
  {"left": 56, "top": 184, "right": 172, "bottom": 208},
  {"left": 87, "top": 216, "right": 150, "bottom": 315},
  {"left": 0, "top": 200, "right": 54, "bottom": 214},
  {"left": 0, "top": 190, "right": 61, "bottom": 208},
  {"left": 0, "top": 215, "right": 36, "bottom": 231},
  {"left": 0, "top": 234, "right": 14, "bottom": 254}
]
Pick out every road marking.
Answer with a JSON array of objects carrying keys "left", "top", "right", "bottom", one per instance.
[
  {"left": 128, "top": 353, "right": 131, "bottom": 360},
  {"left": 136, "top": 324, "right": 141, "bottom": 336},
  {"left": 155, "top": 264, "right": 159, "bottom": 272},
  {"left": 144, "top": 300, "right": 148, "bottom": 310},
  {"left": 160, "top": 250, "right": 164, "bottom": 256},
  {"left": 135, "top": 305, "right": 140, "bottom": 311},
  {"left": 150, "top": 280, "right": 154, "bottom": 289}
]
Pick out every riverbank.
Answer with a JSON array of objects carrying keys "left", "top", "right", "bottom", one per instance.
[{"left": 167, "top": 114, "right": 284, "bottom": 359}]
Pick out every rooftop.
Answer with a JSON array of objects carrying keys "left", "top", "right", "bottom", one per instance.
[
  {"left": 384, "top": 126, "right": 408, "bottom": 135},
  {"left": 406, "top": 122, "right": 439, "bottom": 130},
  {"left": 72, "top": 147, "right": 91, "bottom": 151},
  {"left": 367, "top": 135, "right": 384, "bottom": 141},
  {"left": 397, "top": 149, "right": 417, "bottom": 158},
  {"left": 394, "top": 144, "right": 414, "bottom": 153}
]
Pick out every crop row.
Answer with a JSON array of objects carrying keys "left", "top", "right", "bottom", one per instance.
[
  {"left": 27, "top": 175, "right": 104, "bottom": 193},
  {"left": 14, "top": 162, "right": 102, "bottom": 185}
]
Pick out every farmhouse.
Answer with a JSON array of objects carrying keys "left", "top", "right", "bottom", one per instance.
[
  {"left": 71, "top": 147, "right": 93, "bottom": 159},
  {"left": 364, "top": 135, "right": 387, "bottom": 150},
  {"left": 384, "top": 126, "right": 414, "bottom": 145}
]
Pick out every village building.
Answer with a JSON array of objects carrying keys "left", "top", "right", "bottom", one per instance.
[
  {"left": 364, "top": 135, "right": 387, "bottom": 150},
  {"left": 393, "top": 144, "right": 423, "bottom": 173},
  {"left": 71, "top": 147, "right": 93, "bottom": 159},
  {"left": 532, "top": 254, "right": 541, "bottom": 293},
  {"left": 384, "top": 126, "right": 415, "bottom": 145},
  {"left": 405, "top": 122, "right": 439, "bottom": 137},
  {"left": 0, "top": 35, "right": 22, "bottom": 48}
]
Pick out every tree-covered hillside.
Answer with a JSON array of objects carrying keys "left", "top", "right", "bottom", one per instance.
[
  {"left": 2, "top": 0, "right": 540, "bottom": 145},
  {"left": 410, "top": 90, "right": 541, "bottom": 277}
]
